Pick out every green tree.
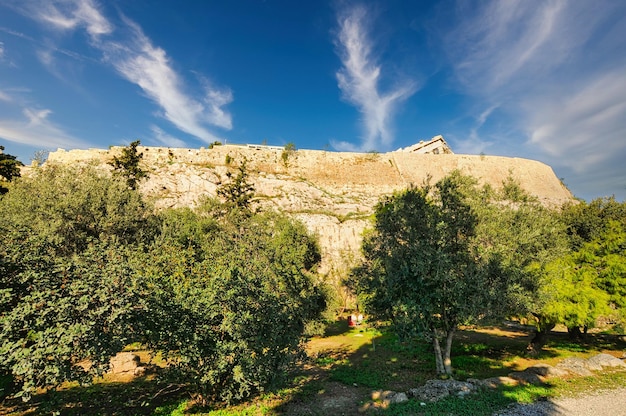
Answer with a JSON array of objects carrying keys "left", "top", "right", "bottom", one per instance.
[
  {"left": 216, "top": 160, "right": 256, "bottom": 213},
  {"left": 350, "top": 172, "right": 569, "bottom": 371},
  {"left": 0, "top": 146, "right": 24, "bottom": 194},
  {"left": 0, "top": 165, "right": 154, "bottom": 399},
  {"left": 0, "top": 164, "right": 153, "bottom": 255},
  {"left": 351, "top": 174, "right": 495, "bottom": 375},
  {"left": 137, "top": 202, "right": 326, "bottom": 403},
  {"left": 0, "top": 236, "right": 143, "bottom": 401},
  {"left": 108, "top": 140, "right": 149, "bottom": 190},
  {"left": 281, "top": 142, "right": 296, "bottom": 166}
]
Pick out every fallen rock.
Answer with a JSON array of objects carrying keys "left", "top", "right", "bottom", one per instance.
[
  {"left": 556, "top": 357, "right": 594, "bottom": 376},
  {"left": 587, "top": 353, "right": 626, "bottom": 369},
  {"left": 108, "top": 352, "right": 147, "bottom": 376},
  {"left": 407, "top": 379, "right": 476, "bottom": 402},
  {"left": 469, "top": 376, "right": 518, "bottom": 389},
  {"left": 525, "top": 363, "right": 569, "bottom": 378},
  {"left": 509, "top": 370, "right": 545, "bottom": 384}
]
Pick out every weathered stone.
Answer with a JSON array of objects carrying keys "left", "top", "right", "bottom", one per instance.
[
  {"left": 509, "top": 371, "right": 545, "bottom": 384},
  {"left": 472, "top": 376, "right": 518, "bottom": 389},
  {"left": 43, "top": 144, "right": 574, "bottom": 277},
  {"left": 407, "top": 379, "right": 476, "bottom": 403},
  {"left": 525, "top": 363, "right": 569, "bottom": 378},
  {"left": 108, "top": 352, "right": 147, "bottom": 376},
  {"left": 556, "top": 357, "right": 594, "bottom": 376},
  {"left": 587, "top": 353, "right": 626, "bottom": 369},
  {"left": 389, "top": 392, "right": 408, "bottom": 404}
]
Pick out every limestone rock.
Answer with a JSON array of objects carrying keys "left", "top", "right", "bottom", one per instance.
[
  {"left": 408, "top": 379, "right": 476, "bottom": 402},
  {"left": 108, "top": 352, "right": 147, "bottom": 376},
  {"left": 44, "top": 144, "right": 574, "bottom": 276},
  {"left": 509, "top": 370, "right": 545, "bottom": 384},
  {"left": 556, "top": 357, "right": 594, "bottom": 376},
  {"left": 469, "top": 376, "right": 518, "bottom": 389},
  {"left": 587, "top": 353, "right": 626, "bottom": 369},
  {"left": 525, "top": 363, "right": 569, "bottom": 378}
]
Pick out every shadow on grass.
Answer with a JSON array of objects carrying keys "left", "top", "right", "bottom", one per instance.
[
  {"left": 1, "top": 376, "right": 188, "bottom": 416},
  {"left": 276, "top": 326, "right": 626, "bottom": 416},
  {"left": 2, "top": 328, "right": 624, "bottom": 415}
]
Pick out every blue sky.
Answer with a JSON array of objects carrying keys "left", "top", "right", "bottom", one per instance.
[{"left": 1, "top": 0, "right": 625, "bottom": 201}]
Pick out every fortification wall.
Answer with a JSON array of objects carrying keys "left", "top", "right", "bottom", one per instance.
[{"left": 45, "top": 145, "right": 573, "bottom": 274}]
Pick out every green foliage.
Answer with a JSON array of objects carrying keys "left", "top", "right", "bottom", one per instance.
[
  {"left": 108, "top": 140, "right": 149, "bottom": 190},
  {"left": 216, "top": 160, "right": 256, "bottom": 213},
  {"left": 350, "top": 172, "right": 569, "bottom": 371},
  {"left": 561, "top": 197, "right": 626, "bottom": 249},
  {"left": 281, "top": 142, "right": 296, "bottom": 165},
  {"left": 350, "top": 173, "right": 489, "bottom": 374},
  {"left": 0, "top": 164, "right": 154, "bottom": 256},
  {"left": 0, "top": 165, "right": 154, "bottom": 400},
  {"left": 0, "top": 238, "right": 142, "bottom": 401},
  {"left": 136, "top": 202, "right": 326, "bottom": 403},
  {"left": 0, "top": 145, "right": 24, "bottom": 194}
]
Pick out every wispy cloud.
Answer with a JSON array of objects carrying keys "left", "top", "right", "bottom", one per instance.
[
  {"left": 333, "top": 5, "right": 417, "bottom": 152},
  {"left": 25, "top": 0, "right": 112, "bottom": 39},
  {"left": 0, "top": 106, "right": 89, "bottom": 149},
  {"left": 454, "top": 104, "right": 499, "bottom": 154},
  {"left": 103, "top": 18, "right": 233, "bottom": 142},
  {"left": 0, "top": 90, "right": 12, "bottom": 102},
  {"left": 10, "top": 0, "right": 233, "bottom": 145},
  {"left": 150, "top": 125, "right": 187, "bottom": 148},
  {"left": 443, "top": 0, "right": 626, "bottom": 199}
]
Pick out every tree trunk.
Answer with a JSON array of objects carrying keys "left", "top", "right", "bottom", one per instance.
[
  {"left": 567, "top": 326, "right": 583, "bottom": 341},
  {"left": 528, "top": 326, "right": 553, "bottom": 354},
  {"left": 433, "top": 336, "right": 445, "bottom": 375},
  {"left": 443, "top": 328, "right": 455, "bottom": 375}
]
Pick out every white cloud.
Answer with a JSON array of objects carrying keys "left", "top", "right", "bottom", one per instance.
[
  {"left": 525, "top": 70, "right": 626, "bottom": 172},
  {"left": 102, "top": 19, "right": 233, "bottom": 143},
  {"left": 334, "top": 6, "right": 417, "bottom": 152},
  {"left": 0, "top": 41, "right": 4, "bottom": 59},
  {"left": 0, "top": 106, "right": 89, "bottom": 149},
  {"left": 11, "top": 0, "right": 234, "bottom": 145},
  {"left": 26, "top": 0, "right": 112, "bottom": 39},
  {"left": 443, "top": 0, "right": 626, "bottom": 199},
  {"left": 0, "top": 90, "right": 11, "bottom": 102},
  {"left": 150, "top": 125, "right": 187, "bottom": 148}
]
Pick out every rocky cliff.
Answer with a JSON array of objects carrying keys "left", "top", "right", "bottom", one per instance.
[{"left": 47, "top": 144, "right": 573, "bottom": 275}]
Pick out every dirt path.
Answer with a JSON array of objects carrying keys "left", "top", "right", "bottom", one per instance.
[{"left": 495, "top": 387, "right": 626, "bottom": 415}]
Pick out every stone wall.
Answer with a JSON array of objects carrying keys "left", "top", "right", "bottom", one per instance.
[{"left": 45, "top": 144, "right": 573, "bottom": 274}]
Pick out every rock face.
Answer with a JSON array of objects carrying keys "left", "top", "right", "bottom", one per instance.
[{"left": 46, "top": 144, "right": 573, "bottom": 274}]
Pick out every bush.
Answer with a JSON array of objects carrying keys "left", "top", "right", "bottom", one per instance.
[{"left": 137, "top": 204, "right": 327, "bottom": 403}]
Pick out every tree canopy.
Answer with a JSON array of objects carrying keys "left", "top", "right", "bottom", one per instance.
[
  {"left": 108, "top": 140, "right": 149, "bottom": 190},
  {"left": 349, "top": 172, "right": 569, "bottom": 372},
  {"left": 0, "top": 164, "right": 327, "bottom": 403},
  {"left": 0, "top": 146, "right": 24, "bottom": 194}
]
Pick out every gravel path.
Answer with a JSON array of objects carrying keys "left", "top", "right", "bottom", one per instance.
[{"left": 494, "top": 387, "right": 626, "bottom": 416}]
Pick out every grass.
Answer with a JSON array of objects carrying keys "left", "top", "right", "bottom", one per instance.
[{"left": 2, "top": 324, "right": 625, "bottom": 415}]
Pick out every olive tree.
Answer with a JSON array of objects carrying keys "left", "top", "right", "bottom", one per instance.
[
  {"left": 137, "top": 202, "right": 327, "bottom": 403},
  {"left": 350, "top": 172, "right": 568, "bottom": 373},
  {"left": 0, "top": 165, "right": 154, "bottom": 399},
  {"left": 351, "top": 174, "right": 497, "bottom": 375},
  {"left": 0, "top": 146, "right": 24, "bottom": 194}
]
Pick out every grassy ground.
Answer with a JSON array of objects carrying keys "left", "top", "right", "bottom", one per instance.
[{"left": 1, "top": 321, "right": 625, "bottom": 415}]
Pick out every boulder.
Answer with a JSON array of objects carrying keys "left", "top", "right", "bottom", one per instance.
[
  {"left": 587, "top": 353, "right": 626, "bottom": 369},
  {"left": 525, "top": 363, "right": 569, "bottom": 378},
  {"left": 509, "top": 370, "right": 545, "bottom": 384},
  {"left": 556, "top": 357, "right": 594, "bottom": 376},
  {"left": 407, "top": 379, "right": 476, "bottom": 402},
  {"left": 108, "top": 352, "right": 147, "bottom": 376},
  {"left": 469, "top": 376, "right": 518, "bottom": 389}
]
